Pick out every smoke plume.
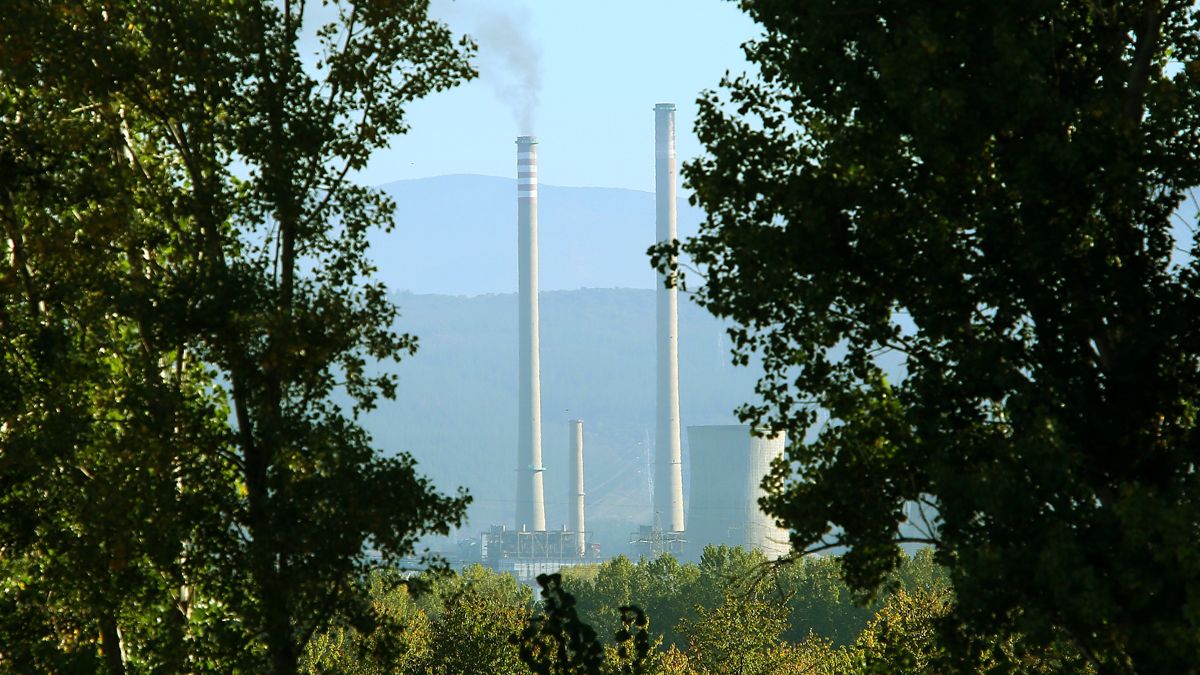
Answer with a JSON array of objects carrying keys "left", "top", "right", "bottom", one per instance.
[{"left": 432, "top": 0, "right": 542, "bottom": 133}]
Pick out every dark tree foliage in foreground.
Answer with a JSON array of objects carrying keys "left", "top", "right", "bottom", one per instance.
[
  {"left": 514, "top": 573, "right": 608, "bottom": 675},
  {"left": 1, "top": 1, "right": 473, "bottom": 672},
  {"left": 656, "top": 1, "right": 1200, "bottom": 672},
  {"left": 513, "top": 573, "right": 654, "bottom": 675}
]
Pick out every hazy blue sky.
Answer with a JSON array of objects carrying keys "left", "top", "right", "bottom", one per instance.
[{"left": 355, "top": 0, "right": 760, "bottom": 191}]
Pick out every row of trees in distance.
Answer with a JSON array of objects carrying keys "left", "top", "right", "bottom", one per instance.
[{"left": 302, "top": 546, "right": 994, "bottom": 674}]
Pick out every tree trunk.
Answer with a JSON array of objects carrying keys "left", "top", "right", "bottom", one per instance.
[{"left": 98, "top": 613, "right": 126, "bottom": 675}]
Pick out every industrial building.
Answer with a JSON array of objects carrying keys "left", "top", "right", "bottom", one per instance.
[
  {"left": 515, "top": 135, "right": 546, "bottom": 535},
  {"left": 629, "top": 102, "right": 688, "bottom": 559},
  {"left": 686, "top": 425, "right": 791, "bottom": 559},
  {"left": 654, "top": 102, "right": 686, "bottom": 537},
  {"left": 484, "top": 105, "right": 792, "bottom": 583},
  {"left": 495, "top": 136, "right": 594, "bottom": 582}
]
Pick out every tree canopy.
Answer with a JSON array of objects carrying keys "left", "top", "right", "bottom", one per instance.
[
  {"left": 2, "top": 1, "right": 474, "bottom": 672},
  {"left": 301, "top": 550, "right": 955, "bottom": 675},
  {"left": 661, "top": 1, "right": 1200, "bottom": 671}
]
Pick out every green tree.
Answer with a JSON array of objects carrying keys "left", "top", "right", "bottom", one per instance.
[
  {"left": 569, "top": 554, "right": 702, "bottom": 649},
  {"left": 889, "top": 548, "right": 952, "bottom": 599},
  {"left": 778, "top": 554, "right": 874, "bottom": 646},
  {"left": 516, "top": 573, "right": 610, "bottom": 675},
  {"left": 2, "top": 0, "right": 475, "bottom": 671},
  {"left": 658, "top": 0, "right": 1200, "bottom": 671},
  {"left": 2, "top": 7, "right": 242, "bottom": 670},
  {"left": 180, "top": 2, "right": 475, "bottom": 669},
  {"left": 854, "top": 587, "right": 1092, "bottom": 674},
  {"left": 301, "top": 565, "right": 537, "bottom": 674},
  {"left": 302, "top": 573, "right": 433, "bottom": 675},
  {"left": 513, "top": 573, "right": 658, "bottom": 675},
  {"left": 691, "top": 546, "right": 768, "bottom": 611},
  {"left": 423, "top": 565, "right": 532, "bottom": 675},
  {"left": 854, "top": 589, "right": 951, "bottom": 674},
  {"left": 569, "top": 555, "right": 641, "bottom": 642},
  {"left": 676, "top": 592, "right": 794, "bottom": 675}
]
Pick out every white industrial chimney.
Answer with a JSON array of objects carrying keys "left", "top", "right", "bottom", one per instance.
[
  {"left": 516, "top": 136, "right": 546, "bottom": 532},
  {"left": 654, "top": 103, "right": 685, "bottom": 533},
  {"left": 569, "top": 419, "right": 586, "bottom": 556}
]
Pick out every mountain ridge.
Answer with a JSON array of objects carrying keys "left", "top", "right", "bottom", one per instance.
[
  {"left": 370, "top": 174, "right": 705, "bottom": 296},
  {"left": 360, "top": 288, "right": 762, "bottom": 556}
]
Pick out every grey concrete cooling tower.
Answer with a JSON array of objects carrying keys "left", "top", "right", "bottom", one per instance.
[
  {"left": 655, "top": 103, "right": 685, "bottom": 533},
  {"left": 686, "top": 425, "right": 791, "bottom": 558},
  {"left": 569, "top": 419, "right": 585, "bottom": 556},
  {"left": 516, "top": 136, "right": 546, "bottom": 532}
]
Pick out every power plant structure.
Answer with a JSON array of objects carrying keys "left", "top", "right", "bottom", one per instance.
[
  {"left": 483, "top": 419, "right": 596, "bottom": 579},
  {"left": 569, "top": 419, "right": 586, "bottom": 556},
  {"left": 515, "top": 135, "right": 546, "bottom": 534},
  {"left": 685, "top": 425, "right": 791, "bottom": 559},
  {"left": 483, "top": 113, "right": 792, "bottom": 581},
  {"left": 485, "top": 138, "right": 596, "bottom": 582},
  {"left": 633, "top": 103, "right": 688, "bottom": 558},
  {"left": 654, "top": 102, "right": 686, "bottom": 534}
]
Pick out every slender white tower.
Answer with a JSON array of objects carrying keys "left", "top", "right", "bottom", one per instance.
[
  {"left": 654, "top": 104, "right": 685, "bottom": 533},
  {"left": 569, "top": 419, "right": 586, "bottom": 555},
  {"left": 516, "top": 136, "right": 546, "bottom": 532}
]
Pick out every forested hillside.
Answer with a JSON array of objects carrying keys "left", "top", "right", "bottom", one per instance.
[
  {"left": 370, "top": 175, "right": 706, "bottom": 295},
  {"left": 359, "top": 289, "right": 762, "bottom": 555}
]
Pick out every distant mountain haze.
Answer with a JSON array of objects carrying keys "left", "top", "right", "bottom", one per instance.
[
  {"left": 358, "top": 175, "right": 962, "bottom": 556},
  {"left": 361, "top": 175, "right": 754, "bottom": 555},
  {"left": 358, "top": 289, "right": 762, "bottom": 556},
  {"left": 362, "top": 175, "right": 1194, "bottom": 558},
  {"left": 373, "top": 174, "right": 705, "bottom": 295}
]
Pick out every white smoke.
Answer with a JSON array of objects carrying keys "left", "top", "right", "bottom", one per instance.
[{"left": 431, "top": 0, "right": 542, "bottom": 134}]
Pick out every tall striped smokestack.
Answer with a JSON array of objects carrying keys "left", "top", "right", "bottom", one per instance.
[
  {"left": 516, "top": 136, "right": 546, "bottom": 532},
  {"left": 569, "top": 419, "right": 586, "bottom": 556},
  {"left": 654, "top": 104, "right": 685, "bottom": 533}
]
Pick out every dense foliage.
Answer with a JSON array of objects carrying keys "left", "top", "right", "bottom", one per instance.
[
  {"left": 304, "top": 566, "right": 534, "bottom": 675},
  {"left": 1, "top": 1, "right": 473, "bottom": 672},
  {"left": 561, "top": 545, "right": 943, "bottom": 650},
  {"left": 655, "top": 1, "right": 1200, "bottom": 671},
  {"left": 303, "top": 547, "right": 965, "bottom": 674}
]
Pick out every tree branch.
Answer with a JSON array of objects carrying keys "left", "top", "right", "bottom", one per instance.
[{"left": 1124, "top": 3, "right": 1164, "bottom": 123}]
